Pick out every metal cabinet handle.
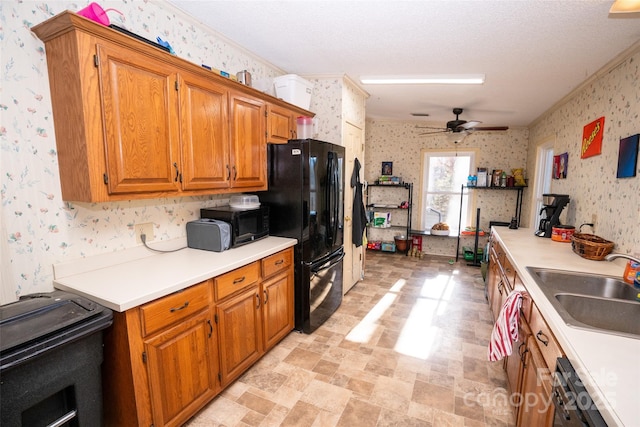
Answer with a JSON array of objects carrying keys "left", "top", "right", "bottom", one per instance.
[
  {"left": 226, "top": 164, "right": 231, "bottom": 180},
  {"left": 233, "top": 165, "right": 237, "bottom": 180},
  {"left": 536, "top": 330, "right": 549, "bottom": 346},
  {"left": 233, "top": 276, "right": 246, "bottom": 284},
  {"left": 263, "top": 290, "right": 269, "bottom": 305},
  {"left": 46, "top": 409, "right": 77, "bottom": 427},
  {"left": 170, "top": 301, "right": 189, "bottom": 312},
  {"left": 173, "top": 162, "right": 179, "bottom": 182},
  {"left": 255, "top": 293, "right": 260, "bottom": 309},
  {"left": 518, "top": 343, "right": 529, "bottom": 363},
  {"left": 497, "top": 280, "right": 504, "bottom": 295},
  {"left": 207, "top": 319, "right": 213, "bottom": 338},
  {"left": 275, "top": 259, "right": 284, "bottom": 266}
]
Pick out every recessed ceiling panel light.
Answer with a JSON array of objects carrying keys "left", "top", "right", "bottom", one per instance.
[
  {"left": 610, "top": 0, "right": 640, "bottom": 13},
  {"left": 360, "top": 74, "right": 485, "bottom": 85}
]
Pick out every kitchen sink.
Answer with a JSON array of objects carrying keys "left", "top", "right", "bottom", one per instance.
[{"left": 526, "top": 267, "right": 640, "bottom": 339}]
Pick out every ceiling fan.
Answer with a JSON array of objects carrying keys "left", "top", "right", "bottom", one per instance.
[{"left": 416, "top": 107, "right": 509, "bottom": 136}]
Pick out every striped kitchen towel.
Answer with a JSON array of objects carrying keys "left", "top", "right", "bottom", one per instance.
[{"left": 487, "top": 290, "right": 523, "bottom": 362}]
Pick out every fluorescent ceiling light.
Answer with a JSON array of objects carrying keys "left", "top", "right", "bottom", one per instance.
[
  {"left": 360, "top": 74, "right": 485, "bottom": 85},
  {"left": 610, "top": 0, "right": 640, "bottom": 13}
]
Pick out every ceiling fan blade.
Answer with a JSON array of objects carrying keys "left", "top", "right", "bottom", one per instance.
[
  {"left": 418, "top": 130, "right": 448, "bottom": 136},
  {"left": 473, "top": 126, "right": 509, "bottom": 131},
  {"left": 458, "top": 120, "right": 481, "bottom": 130},
  {"left": 414, "top": 125, "right": 446, "bottom": 130}
]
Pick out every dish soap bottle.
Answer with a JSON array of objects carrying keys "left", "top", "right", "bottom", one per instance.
[{"left": 623, "top": 248, "right": 640, "bottom": 287}]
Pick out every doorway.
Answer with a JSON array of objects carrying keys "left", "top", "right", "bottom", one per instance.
[
  {"left": 532, "top": 138, "right": 554, "bottom": 229},
  {"left": 343, "top": 122, "right": 365, "bottom": 294}
]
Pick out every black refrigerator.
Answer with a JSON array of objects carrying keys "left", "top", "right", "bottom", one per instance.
[{"left": 259, "top": 139, "right": 345, "bottom": 333}]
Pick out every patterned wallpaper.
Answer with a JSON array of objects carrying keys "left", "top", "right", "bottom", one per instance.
[
  {"left": 0, "top": 0, "right": 342, "bottom": 303},
  {"left": 364, "top": 122, "right": 529, "bottom": 256},
  {"left": 528, "top": 47, "right": 640, "bottom": 255}
]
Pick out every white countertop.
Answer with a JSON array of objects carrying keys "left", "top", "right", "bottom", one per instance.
[
  {"left": 53, "top": 236, "right": 297, "bottom": 312},
  {"left": 493, "top": 228, "right": 639, "bottom": 427}
]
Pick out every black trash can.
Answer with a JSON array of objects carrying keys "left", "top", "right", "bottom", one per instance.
[{"left": 1, "top": 290, "right": 113, "bottom": 427}]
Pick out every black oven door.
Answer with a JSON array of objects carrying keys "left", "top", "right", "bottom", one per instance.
[{"left": 551, "top": 357, "right": 607, "bottom": 427}]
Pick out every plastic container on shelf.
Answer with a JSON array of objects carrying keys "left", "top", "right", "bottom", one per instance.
[
  {"left": 297, "top": 116, "right": 313, "bottom": 139},
  {"left": 229, "top": 194, "right": 260, "bottom": 210}
]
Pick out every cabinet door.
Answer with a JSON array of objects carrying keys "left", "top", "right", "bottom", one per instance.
[
  {"left": 505, "top": 319, "right": 531, "bottom": 418},
  {"left": 216, "top": 286, "right": 263, "bottom": 386},
  {"left": 145, "top": 310, "right": 218, "bottom": 427},
  {"left": 267, "top": 104, "right": 296, "bottom": 143},
  {"left": 487, "top": 260, "right": 503, "bottom": 321},
  {"left": 178, "top": 72, "right": 230, "bottom": 190},
  {"left": 262, "top": 269, "right": 294, "bottom": 350},
  {"left": 229, "top": 92, "right": 267, "bottom": 189},
  {"left": 517, "top": 338, "right": 555, "bottom": 427},
  {"left": 97, "top": 43, "right": 180, "bottom": 194}
]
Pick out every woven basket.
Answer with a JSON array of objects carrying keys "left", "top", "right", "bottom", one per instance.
[{"left": 571, "top": 233, "right": 614, "bottom": 261}]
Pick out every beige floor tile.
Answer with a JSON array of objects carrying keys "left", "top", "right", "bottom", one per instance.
[
  {"left": 189, "top": 252, "right": 515, "bottom": 426},
  {"left": 335, "top": 397, "right": 382, "bottom": 427}
]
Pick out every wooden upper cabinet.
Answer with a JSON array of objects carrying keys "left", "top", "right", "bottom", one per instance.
[
  {"left": 267, "top": 103, "right": 297, "bottom": 143},
  {"left": 229, "top": 92, "right": 267, "bottom": 189},
  {"left": 178, "top": 72, "right": 230, "bottom": 190},
  {"left": 32, "top": 11, "right": 312, "bottom": 201},
  {"left": 97, "top": 43, "right": 180, "bottom": 194}
]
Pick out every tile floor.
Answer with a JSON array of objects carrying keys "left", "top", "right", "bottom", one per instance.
[{"left": 186, "top": 251, "right": 515, "bottom": 427}]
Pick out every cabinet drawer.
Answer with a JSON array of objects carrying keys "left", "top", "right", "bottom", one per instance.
[
  {"left": 215, "top": 262, "right": 260, "bottom": 301},
  {"left": 261, "top": 248, "right": 293, "bottom": 279},
  {"left": 140, "top": 280, "right": 211, "bottom": 337},
  {"left": 529, "top": 302, "right": 564, "bottom": 369},
  {"left": 500, "top": 256, "right": 515, "bottom": 288}
]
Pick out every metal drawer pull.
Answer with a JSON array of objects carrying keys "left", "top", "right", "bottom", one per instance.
[
  {"left": 170, "top": 301, "right": 189, "bottom": 312},
  {"left": 275, "top": 259, "right": 284, "bottom": 265},
  {"left": 263, "top": 290, "right": 269, "bottom": 304},
  {"left": 518, "top": 342, "right": 529, "bottom": 364},
  {"left": 46, "top": 410, "right": 77, "bottom": 427},
  {"left": 536, "top": 330, "right": 549, "bottom": 346},
  {"left": 255, "top": 293, "right": 260, "bottom": 309},
  {"left": 207, "top": 319, "right": 213, "bottom": 338},
  {"left": 233, "top": 276, "right": 246, "bottom": 284}
]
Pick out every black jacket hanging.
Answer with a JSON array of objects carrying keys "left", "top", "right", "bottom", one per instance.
[{"left": 351, "top": 158, "right": 368, "bottom": 247}]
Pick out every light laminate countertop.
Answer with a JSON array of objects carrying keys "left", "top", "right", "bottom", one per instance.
[
  {"left": 53, "top": 236, "right": 297, "bottom": 312},
  {"left": 493, "top": 228, "right": 639, "bottom": 427}
]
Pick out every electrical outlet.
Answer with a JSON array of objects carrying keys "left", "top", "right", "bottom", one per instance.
[{"left": 135, "top": 223, "right": 154, "bottom": 244}]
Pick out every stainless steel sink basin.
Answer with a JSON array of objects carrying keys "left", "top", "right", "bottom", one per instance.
[{"left": 526, "top": 267, "right": 640, "bottom": 339}]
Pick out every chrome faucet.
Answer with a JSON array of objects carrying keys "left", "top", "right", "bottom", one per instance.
[{"left": 604, "top": 253, "right": 640, "bottom": 263}]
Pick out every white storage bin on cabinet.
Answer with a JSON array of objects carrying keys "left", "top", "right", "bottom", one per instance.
[{"left": 274, "top": 74, "right": 313, "bottom": 110}]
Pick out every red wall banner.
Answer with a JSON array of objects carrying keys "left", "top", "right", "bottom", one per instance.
[{"left": 581, "top": 117, "right": 605, "bottom": 159}]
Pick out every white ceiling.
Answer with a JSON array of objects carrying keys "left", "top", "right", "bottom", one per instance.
[{"left": 167, "top": 0, "right": 640, "bottom": 128}]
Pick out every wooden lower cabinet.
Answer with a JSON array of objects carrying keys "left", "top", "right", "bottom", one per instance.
[
  {"left": 516, "top": 336, "right": 556, "bottom": 426},
  {"left": 487, "top": 234, "right": 561, "bottom": 427},
  {"left": 102, "top": 248, "right": 294, "bottom": 426},
  {"left": 145, "top": 309, "right": 219, "bottom": 427},
  {"left": 216, "top": 285, "right": 263, "bottom": 387},
  {"left": 262, "top": 268, "right": 294, "bottom": 350},
  {"left": 504, "top": 318, "right": 531, "bottom": 418}
]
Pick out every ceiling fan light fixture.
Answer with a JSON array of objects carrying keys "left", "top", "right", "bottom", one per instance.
[
  {"left": 447, "top": 132, "right": 467, "bottom": 144},
  {"left": 610, "top": 0, "right": 640, "bottom": 13},
  {"left": 360, "top": 74, "right": 485, "bottom": 85}
]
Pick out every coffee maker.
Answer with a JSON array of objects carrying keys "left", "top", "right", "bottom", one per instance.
[{"left": 535, "top": 194, "right": 570, "bottom": 237}]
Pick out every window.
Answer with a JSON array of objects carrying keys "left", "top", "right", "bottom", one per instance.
[{"left": 421, "top": 150, "right": 476, "bottom": 234}]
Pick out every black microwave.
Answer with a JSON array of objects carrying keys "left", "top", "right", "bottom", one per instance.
[{"left": 200, "top": 205, "right": 269, "bottom": 248}]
